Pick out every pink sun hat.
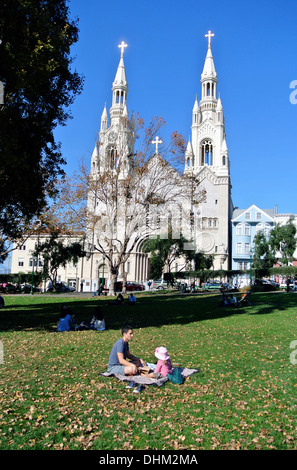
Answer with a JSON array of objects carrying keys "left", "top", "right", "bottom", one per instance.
[{"left": 155, "top": 346, "right": 170, "bottom": 361}]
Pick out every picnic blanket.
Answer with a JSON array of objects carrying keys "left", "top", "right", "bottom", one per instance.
[{"left": 100, "top": 367, "right": 200, "bottom": 387}]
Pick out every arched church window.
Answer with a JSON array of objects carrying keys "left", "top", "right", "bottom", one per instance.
[
  {"left": 222, "top": 155, "right": 226, "bottom": 166},
  {"left": 107, "top": 146, "right": 118, "bottom": 169},
  {"left": 207, "top": 83, "right": 211, "bottom": 96},
  {"left": 201, "top": 140, "right": 213, "bottom": 165}
]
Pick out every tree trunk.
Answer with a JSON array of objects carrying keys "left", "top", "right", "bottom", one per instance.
[
  {"left": 121, "top": 265, "right": 127, "bottom": 294},
  {"left": 108, "top": 271, "right": 117, "bottom": 296}
]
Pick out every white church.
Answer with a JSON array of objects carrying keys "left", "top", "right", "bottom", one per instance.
[
  {"left": 10, "top": 32, "right": 234, "bottom": 292},
  {"left": 88, "top": 32, "right": 232, "bottom": 285}
]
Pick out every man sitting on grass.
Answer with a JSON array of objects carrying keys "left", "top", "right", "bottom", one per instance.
[
  {"left": 107, "top": 326, "right": 145, "bottom": 376},
  {"left": 128, "top": 293, "right": 136, "bottom": 304}
]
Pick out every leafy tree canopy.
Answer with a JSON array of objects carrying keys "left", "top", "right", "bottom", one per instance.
[{"left": 0, "top": 0, "right": 83, "bottom": 241}]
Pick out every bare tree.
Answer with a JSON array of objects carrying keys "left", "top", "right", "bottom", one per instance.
[{"left": 47, "top": 115, "right": 205, "bottom": 296}]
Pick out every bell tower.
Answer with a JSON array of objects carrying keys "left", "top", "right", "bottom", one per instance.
[
  {"left": 184, "top": 31, "right": 233, "bottom": 270},
  {"left": 90, "top": 42, "right": 135, "bottom": 177}
]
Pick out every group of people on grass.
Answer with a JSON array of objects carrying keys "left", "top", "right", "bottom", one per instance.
[
  {"left": 57, "top": 303, "right": 170, "bottom": 392},
  {"left": 221, "top": 292, "right": 238, "bottom": 307},
  {"left": 112, "top": 293, "right": 137, "bottom": 305},
  {"left": 107, "top": 325, "right": 173, "bottom": 392},
  {"left": 57, "top": 292, "right": 137, "bottom": 332},
  {"left": 57, "top": 305, "right": 106, "bottom": 332}
]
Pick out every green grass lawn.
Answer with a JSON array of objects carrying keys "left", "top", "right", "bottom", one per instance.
[{"left": 0, "top": 290, "right": 297, "bottom": 450}]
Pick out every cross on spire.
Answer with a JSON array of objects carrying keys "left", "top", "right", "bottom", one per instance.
[
  {"left": 152, "top": 136, "right": 163, "bottom": 154},
  {"left": 118, "top": 41, "right": 128, "bottom": 57},
  {"left": 205, "top": 30, "right": 214, "bottom": 48}
]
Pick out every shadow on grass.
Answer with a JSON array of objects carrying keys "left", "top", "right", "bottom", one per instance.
[{"left": 0, "top": 291, "right": 296, "bottom": 333}]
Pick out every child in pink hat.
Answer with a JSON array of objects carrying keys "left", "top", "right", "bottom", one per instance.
[{"left": 140, "top": 346, "right": 173, "bottom": 379}]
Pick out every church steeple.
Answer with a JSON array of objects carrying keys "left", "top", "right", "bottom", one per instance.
[
  {"left": 200, "top": 31, "right": 218, "bottom": 114},
  {"left": 100, "top": 102, "right": 108, "bottom": 131},
  {"left": 110, "top": 41, "right": 129, "bottom": 123}
]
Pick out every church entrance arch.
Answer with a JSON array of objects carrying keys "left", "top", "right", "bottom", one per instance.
[
  {"left": 97, "top": 261, "right": 109, "bottom": 288},
  {"left": 133, "top": 236, "right": 151, "bottom": 283}
]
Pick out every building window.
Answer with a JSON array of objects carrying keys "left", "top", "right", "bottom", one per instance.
[
  {"left": 201, "top": 140, "right": 213, "bottom": 166},
  {"left": 256, "top": 223, "right": 262, "bottom": 233},
  {"left": 237, "top": 262, "right": 243, "bottom": 270},
  {"left": 257, "top": 212, "right": 261, "bottom": 220},
  {"left": 19, "top": 245, "right": 26, "bottom": 251},
  {"left": 236, "top": 243, "right": 242, "bottom": 254},
  {"left": 244, "top": 224, "right": 250, "bottom": 236},
  {"left": 236, "top": 224, "right": 242, "bottom": 235},
  {"left": 245, "top": 212, "right": 250, "bottom": 220},
  {"left": 244, "top": 243, "right": 250, "bottom": 254},
  {"left": 107, "top": 146, "right": 118, "bottom": 169},
  {"left": 18, "top": 258, "right": 24, "bottom": 267}
]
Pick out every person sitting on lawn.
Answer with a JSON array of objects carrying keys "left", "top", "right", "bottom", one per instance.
[
  {"left": 107, "top": 325, "right": 145, "bottom": 376},
  {"left": 89, "top": 306, "right": 105, "bottom": 331},
  {"left": 140, "top": 346, "right": 173, "bottom": 379},
  {"left": 128, "top": 293, "right": 136, "bottom": 304},
  {"left": 112, "top": 292, "right": 124, "bottom": 305},
  {"left": 57, "top": 305, "right": 75, "bottom": 332},
  {"left": 229, "top": 294, "right": 237, "bottom": 306}
]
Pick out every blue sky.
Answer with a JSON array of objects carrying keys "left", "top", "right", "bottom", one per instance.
[{"left": 54, "top": 0, "right": 297, "bottom": 214}]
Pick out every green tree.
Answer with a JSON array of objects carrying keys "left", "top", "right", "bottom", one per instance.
[
  {"left": 253, "top": 230, "right": 275, "bottom": 271},
  {"left": 33, "top": 232, "right": 85, "bottom": 288},
  {"left": 194, "top": 252, "right": 214, "bottom": 271},
  {"left": 0, "top": 0, "right": 83, "bottom": 246},
  {"left": 143, "top": 228, "right": 194, "bottom": 284},
  {"left": 269, "top": 218, "right": 297, "bottom": 266}
]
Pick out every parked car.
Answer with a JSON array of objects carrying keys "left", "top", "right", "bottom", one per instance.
[
  {"left": 252, "top": 279, "right": 278, "bottom": 292},
  {"left": 126, "top": 282, "right": 145, "bottom": 291},
  {"left": 202, "top": 282, "right": 221, "bottom": 290},
  {"left": 279, "top": 279, "right": 294, "bottom": 289},
  {"left": 21, "top": 284, "right": 41, "bottom": 293},
  {"left": 47, "top": 282, "right": 75, "bottom": 292},
  {"left": 153, "top": 279, "right": 167, "bottom": 290},
  {"left": 114, "top": 281, "right": 145, "bottom": 292},
  {"left": 5, "top": 283, "right": 18, "bottom": 293},
  {"left": 220, "top": 283, "right": 238, "bottom": 292}
]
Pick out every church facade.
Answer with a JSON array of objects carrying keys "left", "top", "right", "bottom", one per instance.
[{"left": 85, "top": 32, "right": 233, "bottom": 288}]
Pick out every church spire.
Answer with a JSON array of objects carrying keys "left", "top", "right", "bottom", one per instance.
[
  {"left": 200, "top": 31, "right": 218, "bottom": 105},
  {"left": 110, "top": 41, "right": 129, "bottom": 122}
]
